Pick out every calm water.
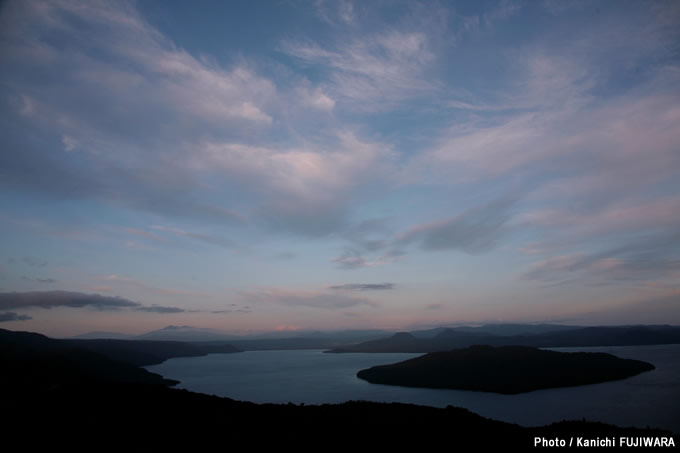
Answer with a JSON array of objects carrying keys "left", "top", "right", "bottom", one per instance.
[{"left": 147, "top": 344, "right": 680, "bottom": 433}]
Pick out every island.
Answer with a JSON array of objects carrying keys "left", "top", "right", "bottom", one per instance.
[{"left": 356, "top": 345, "right": 655, "bottom": 394}]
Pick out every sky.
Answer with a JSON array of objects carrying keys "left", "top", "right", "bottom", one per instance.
[{"left": 1, "top": 0, "right": 679, "bottom": 337}]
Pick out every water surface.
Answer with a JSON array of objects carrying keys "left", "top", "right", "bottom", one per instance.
[{"left": 147, "top": 344, "right": 680, "bottom": 432}]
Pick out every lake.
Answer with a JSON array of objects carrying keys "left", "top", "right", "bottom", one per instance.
[{"left": 146, "top": 344, "right": 680, "bottom": 433}]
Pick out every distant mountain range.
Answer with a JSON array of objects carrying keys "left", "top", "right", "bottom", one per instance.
[
  {"left": 67, "top": 323, "right": 680, "bottom": 352},
  {"left": 328, "top": 325, "right": 680, "bottom": 353},
  {"left": 70, "top": 323, "right": 578, "bottom": 341},
  {"left": 69, "top": 324, "right": 392, "bottom": 348}
]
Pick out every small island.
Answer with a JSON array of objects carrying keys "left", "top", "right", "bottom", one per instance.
[{"left": 356, "top": 345, "right": 655, "bottom": 394}]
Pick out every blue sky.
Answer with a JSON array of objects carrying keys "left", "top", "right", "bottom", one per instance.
[{"left": 1, "top": 0, "right": 679, "bottom": 337}]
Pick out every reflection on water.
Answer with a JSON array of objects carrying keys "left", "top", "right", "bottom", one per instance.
[{"left": 147, "top": 344, "right": 680, "bottom": 432}]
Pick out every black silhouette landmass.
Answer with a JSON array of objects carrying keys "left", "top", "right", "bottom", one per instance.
[
  {"left": 0, "top": 328, "right": 240, "bottom": 367},
  {"left": 0, "top": 328, "right": 674, "bottom": 448},
  {"left": 357, "top": 345, "right": 655, "bottom": 394},
  {"left": 328, "top": 325, "right": 680, "bottom": 353}
]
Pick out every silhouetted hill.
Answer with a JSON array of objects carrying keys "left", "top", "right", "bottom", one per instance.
[
  {"left": 357, "top": 345, "right": 655, "bottom": 394},
  {"left": 137, "top": 326, "right": 390, "bottom": 349},
  {"left": 326, "top": 331, "right": 426, "bottom": 353},
  {"left": 1, "top": 329, "right": 178, "bottom": 387},
  {"left": 9, "top": 378, "right": 673, "bottom": 449},
  {"left": 1, "top": 328, "right": 240, "bottom": 366},
  {"left": 226, "top": 336, "right": 363, "bottom": 350},
  {"left": 450, "top": 323, "right": 578, "bottom": 336},
  {"left": 328, "top": 325, "right": 680, "bottom": 352},
  {"left": 62, "top": 338, "right": 240, "bottom": 366},
  {"left": 69, "top": 331, "right": 135, "bottom": 340},
  {"left": 135, "top": 324, "right": 237, "bottom": 341}
]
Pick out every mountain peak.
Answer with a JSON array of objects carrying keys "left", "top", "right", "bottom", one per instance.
[{"left": 392, "top": 332, "right": 415, "bottom": 340}]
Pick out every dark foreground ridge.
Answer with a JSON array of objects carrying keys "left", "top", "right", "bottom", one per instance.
[
  {"left": 357, "top": 345, "right": 655, "bottom": 394},
  {"left": 0, "top": 327, "right": 240, "bottom": 367},
  {"left": 1, "top": 329, "right": 673, "bottom": 449}
]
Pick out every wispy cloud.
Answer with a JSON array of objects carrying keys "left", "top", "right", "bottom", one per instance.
[
  {"left": 396, "top": 197, "right": 517, "bottom": 253},
  {"left": 0, "top": 312, "right": 33, "bottom": 322},
  {"left": 22, "top": 276, "right": 57, "bottom": 284},
  {"left": 100, "top": 274, "right": 211, "bottom": 298},
  {"left": 331, "top": 249, "right": 404, "bottom": 269},
  {"left": 211, "top": 308, "right": 251, "bottom": 314},
  {"left": 123, "top": 227, "right": 165, "bottom": 242},
  {"left": 134, "top": 305, "right": 187, "bottom": 314},
  {"left": 523, "top": 233, "right": 680, "bottom": 286},
  {"left": 283, "top": 28, "right": 437, "bottom": 109},
  {"left": 194, "top": 130, "right": 395, "bottom": 236},
  {"left": 0, "top": 291, "right": 141, "bottom": 310},
  {"left": 328, "top": 283, "right": 395, "bottom": 291},
  {"left": 314, "top": 0, "right": 356, "bottom": 26},
  {"left": 0, "top": 0, "right": 273, "bottom": 226},
  {"left": 19, "top": 257, "right": 48, "bottom": 267},
  {"left": 0, "top": 290, "right": 211, "bottom": 316},
  {"left": 329, "top": 197, "right": 517, "bottom": 268},
  {"left": 240, "top": 287, "right": 378, "bottom": 310},
  {"left": 150, "top": 225, "right": 241, "bottom": 250}
]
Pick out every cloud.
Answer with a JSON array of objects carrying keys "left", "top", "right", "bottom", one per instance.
[
  {"left": 150, "top": 225, "right": 241, "bottom": 250},
  {"left": 100, "top": 274, "right": 211, "bottom": 298},
  {"left": 194, "top": 131, "right": 393, "bottom": 202},
  {"left": 32, "top": 0, "right": 274, "bottom": 126},
  {"left": 240, "top": 287, "right": 378, "bottom": 310},
  {"left": 282, "top": 29, "right": 437, "bottom": 109},
  {"left": 123, "top": 227, "right": 165, "bottom": 242},
  {"left": 1, "top": 1, "right": 398, "bottom": 241},
  {"left": 0, "top": 291, "right": 141, "bottom": 310},
  {"left": 91, "top": 286, "right": 112, "bottom": 293},
  {"left": 211, "top": 308, "right": 251, "bottom": 314},
  {"left": 22, "top": 276, "right": 57, "bottom": 284},
  {"left": 0, "top": 0, "right": 273, "bottom": 225},
  {"left": 413, "top": 8, "right": 680, "bottom": 197},
  {"left": 342, "top": 217, "right": 393, "bottom": 251},
  {"left": 396, "top": 197, "right": 516, "bottom": 253},
  {"left": 0, "top": 312, "right": 33, "bottom": 322},
  {"left": 274, "top": 251, "right": 296, "bottom": 260},
  {"left": 523, "top": 233, "right": 680, "bottom": 285},
  {"left": 331, "top": 249, "right": 404, "bottom": 269},
  {"left": 314, "top": 0, "right": 355, "bottom": 26},
  {"left": 22, "top": 257, "right": 48, "bottom": 267},
  {"left": 327, "top": 197, "right": 517, "bottom": 268},
  {"left": 297, "top": 85, "right": 335, "bottom": 111},
  {"left": 194, "top": 130, "right": 395, "bottom": 236},
  {"left": 328, "top": 283, "right": 395, "bottom": 291},
  {"left": 0, "top": 290, "right": 210, "bottom": 315},
  {"left": 134, "top": 305, "right": 186, "bottom": 314},
  {"left": 520, "top": 196, "right": 680, "bottom": 241},
  {"left": 560, "top": 291, "right": 680, "bottom": 325},
  {"left": 328, "top": 197, "right": 516, "bottom": 268}
]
